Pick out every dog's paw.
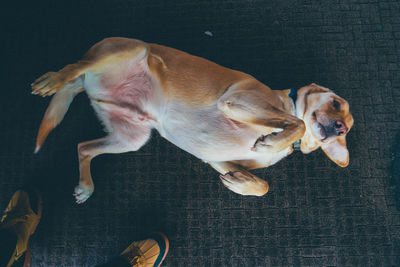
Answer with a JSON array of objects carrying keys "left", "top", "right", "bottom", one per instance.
[
  {"left": 73, "top": 184, "right": 94, "bottom": 204},
  {"left": 31, "top": 72, "right": 67, "bottom": 97},
  {"left": 219, "top": 171, "right": 269, "bottom": 196},
  {"left": 251, "top": 134, "right": 279, "bottom": 152}
]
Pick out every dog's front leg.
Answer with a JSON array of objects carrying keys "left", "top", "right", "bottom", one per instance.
[
  {"left": 209, "top": 161, "right": 269, "bottom": 196},
  {"left": 218, "top": 88, "right": 305, "bottom": 152}
]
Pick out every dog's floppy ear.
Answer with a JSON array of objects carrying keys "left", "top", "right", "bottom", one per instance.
[
  {"left": 299, "top": 83, "right": 331, "bottom": 94},
  {"left": 321, "top": 136, "right": 349, "bottom": 167},
  {"left": 296, "top": 83, "right": 331, "bottom": 119}
]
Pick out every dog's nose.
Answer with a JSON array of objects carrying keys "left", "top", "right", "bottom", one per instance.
[{"left": 333, "top": 120, "right": 347, "bottom": 136}]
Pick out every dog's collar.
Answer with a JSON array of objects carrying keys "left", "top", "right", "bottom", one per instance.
[
  {"left": 289, "top": 88, "right": 301, "bottom": 151},
  {"left": 288, "top": 87, "right": 298, "bottom": 107},
  {"left": 293, "top": 139, "right": 301, "bottom": 151}
]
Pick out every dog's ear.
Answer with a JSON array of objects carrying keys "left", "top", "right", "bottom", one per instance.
[
  {"left": 297, "top": 83, "right": 331, "bottom": 99},
  {"left": 296, "top": 83, "right": 331, "bottom": 119},
  {"left": 321, "top": 136, "right": 349, "bottom": 167}
]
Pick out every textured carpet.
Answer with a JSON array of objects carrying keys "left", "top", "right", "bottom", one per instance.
[{"left": 2, "top": 0, "right": 400, "bottom": 266}]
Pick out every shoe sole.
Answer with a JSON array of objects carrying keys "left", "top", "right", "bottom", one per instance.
[
  {"left": 24, "top": 189, "right": 43, "bottom": 267},
  {"left": 154, "top": 232, "right": 169, "bottom": 267}
]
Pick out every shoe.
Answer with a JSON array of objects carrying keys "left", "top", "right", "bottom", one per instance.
[
  {"left": 0, "top": 188, "right": 42, "bottom": 267},
  {"left": 120, "top": 233, "right": 169, "bottom": 267}
]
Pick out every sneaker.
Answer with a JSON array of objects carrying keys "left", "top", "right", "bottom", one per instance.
[
  {"left": 120, "top": 233, "right": 169, "bottom": 267},
  {"left": 0, "top": 188, "right": 42, "bottom": 267}
]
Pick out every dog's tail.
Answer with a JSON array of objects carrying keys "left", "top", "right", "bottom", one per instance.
[{"left": 34, "top": 79, "right": 84, "bottom": 153}]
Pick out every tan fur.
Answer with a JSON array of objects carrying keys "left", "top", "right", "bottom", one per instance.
[
  {"left": 147, "top": 44, "right": 252, "bottom": 106},
  {"left": 296, "top": 83, "right": 353, "bottom": 167},
  {"left": 32, "top": 38, "right": 353, "bottom": 202}
]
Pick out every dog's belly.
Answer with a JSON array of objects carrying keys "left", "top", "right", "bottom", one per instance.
[
  {"left": 156, "top": 102, "right": 269, "bottom": 162},
  {"left": 83, "top": 58, "right": 164, "bottom": 134}
]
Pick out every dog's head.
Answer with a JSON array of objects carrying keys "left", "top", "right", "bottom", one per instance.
[{"left": 295, "top": 83, "right": 354, "bottom": 167}]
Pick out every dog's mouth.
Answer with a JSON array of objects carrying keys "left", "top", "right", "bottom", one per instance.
[
  {"left": 316, "top": 122, "right": 327, "bottom": 140},
  {"left": 311, "top": 111, "right": 348, "bottom": 141},
  {"left": 311, "top": 111, "right": 328, "bottom": 141}
]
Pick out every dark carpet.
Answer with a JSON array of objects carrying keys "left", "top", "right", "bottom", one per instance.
[{"left": 2, "top": 0, "right": 400, "bottom": 266}]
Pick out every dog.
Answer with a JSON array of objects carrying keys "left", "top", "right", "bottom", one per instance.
[{"left": 31, "top": 37, "right": 354, "bottom": 203}]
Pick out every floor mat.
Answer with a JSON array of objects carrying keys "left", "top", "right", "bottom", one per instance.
[{"left": 2, "top": 0, "right": 400, "bottom": 266}]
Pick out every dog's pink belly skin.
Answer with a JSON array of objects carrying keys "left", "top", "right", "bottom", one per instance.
[
  {"left": 101, "top": 62, "right": 153, "bottom": 106},
  {"left": 84, "top": 59, "right": 163, "bottom": 135}
]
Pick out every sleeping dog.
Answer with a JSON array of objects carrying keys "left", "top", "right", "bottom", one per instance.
[{"left": 32, "top": 37, "right": 353, "bottom": 203}]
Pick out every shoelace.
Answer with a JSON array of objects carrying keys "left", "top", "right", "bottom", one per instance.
[
  {"left": 125, "top": 246, "right": 143, "bottom": 267},
  {"left": 130, "top": 255, "right": 142, "bottom": 267}
]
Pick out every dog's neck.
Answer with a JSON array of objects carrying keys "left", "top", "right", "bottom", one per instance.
[
  {"left": 288, "top": 87, "right": 301, "bottom": 150},
  {"left": 288, "top": 87, "right": 298, "bottom": 109}
]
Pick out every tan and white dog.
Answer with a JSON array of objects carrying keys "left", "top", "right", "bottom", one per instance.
[{"left": 32, "top": 37, "right": 353, "bottom": 203}]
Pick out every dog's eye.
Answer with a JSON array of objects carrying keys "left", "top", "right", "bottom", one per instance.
[{"left": 332, "top": 99, "right": 341, "bottom": 110}]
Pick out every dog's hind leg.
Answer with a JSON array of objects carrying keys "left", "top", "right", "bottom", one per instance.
[
  {"left": 31, "top": 38, "right": 148, "bottom": 97},
  {"left": 209, "top": 161, "right": 269, "bottom": 196},
  {"left": 75, "top": 125, "right": 151, "bottom": 204},
  {"left": 33, "top": 37, "right": 149, "bottom": 151}
]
